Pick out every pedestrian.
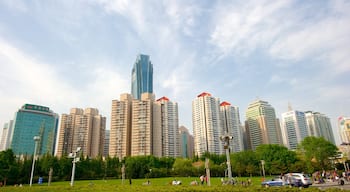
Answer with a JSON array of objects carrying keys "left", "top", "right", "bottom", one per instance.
[{"left": 200, "top": 175, "right": 204, "bottom": 185}]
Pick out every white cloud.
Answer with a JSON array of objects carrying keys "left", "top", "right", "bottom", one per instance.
[{"left": 0, "top": 0, "right": 27, "bottom": 13}]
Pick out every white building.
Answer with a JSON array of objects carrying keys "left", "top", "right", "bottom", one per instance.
[
  {"left": 220, "top": 101, "right": 244, "bottom": 152},
  {"left": 281, "top": 110, "right": 308, "bottom": 150},
  {"left": 0, "top": 120, "right": 14, "bottom": 151},
  {"left": 192, "top": 92, "right": 223, "bottom": 156},
  {"left": 305, "top": 111, "right": 335, "bottom": 144},
  {"left": 153, "top": 96, "right": 180, "bottom": 157},
  {"left": 338, "top": 116, "right": 350, "bottom": 144}
]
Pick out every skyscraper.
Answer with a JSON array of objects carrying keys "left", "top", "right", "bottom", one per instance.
[
  {"left": 109, "top": 93, "right": 133, "bottom": 159},
  {"left": 339, "top": 117, "right": 350, "bottom": 143},
  {"left": 56, "top": 108, "right": 106, "bottom": 158},
  {"left": 11, "top": 104, "right": 59, "bottom": 156},
  {"left": 192, "top": 92, "right": 223, "bottom": 156},
  {"left": 220, "top": 101, "right": 244, "bottom": 152},
  {"left": 245, "top": 100, "right": 282, "bottom": 150},
  {"left": 305, "top": 111, "right": 335, "bottom": 144},
  {"left": 131, "top": 93, "right": 154, "bottom": 156},
  {"left": 153, "top": 96, "right": 180, "bottom": 157},
  {"left": 0, "top": 120, "right": 14, "bottom": 151},
  {"left": 131, "top": 54, "right": 153, "bottom": 100},
  {"left": 281, "top": 110, "right": 308, "bottom": 150},
  {"left": 179, "top": 126, "right": 194, "bottom": 158}
]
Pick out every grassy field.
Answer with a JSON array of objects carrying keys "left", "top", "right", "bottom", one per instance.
[{"left": 0, "top": 176, "right": 346, "bottom": 191}]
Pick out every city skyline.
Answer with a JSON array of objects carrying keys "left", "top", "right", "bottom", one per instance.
[{"left": 0, "top": 1, "right": 349, "bottom": 145}]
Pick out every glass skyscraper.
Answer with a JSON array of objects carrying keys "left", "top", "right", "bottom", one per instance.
[
  {"left": 131, "top": 54, "right": 153, "bottom": 100},
  {"left": 10, "top": 104, "right": 59, "bottom": 156}
]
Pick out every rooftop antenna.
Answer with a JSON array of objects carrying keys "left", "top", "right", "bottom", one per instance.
[{"left": 288, "top": 102, "right": 293, "bottom": 111}]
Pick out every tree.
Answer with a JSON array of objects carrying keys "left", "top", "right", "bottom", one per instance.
[
  {"left": 297, "top": 136, "right": 338, "bottom": 172},
  {"left": 172, "top": 158, "right": 193, "bottom": 176},
  {"left": 0, "top": 149, "right": 18, "bottom": 186},
  {"left": 231, "top": 150, "right": 259, "bottom": 177},
  {"left": 255, "top": 144, "right": 298, "bottom": 175}
]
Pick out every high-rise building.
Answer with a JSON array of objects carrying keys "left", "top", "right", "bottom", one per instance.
[
  {"left": 109, "top": 93, "right": 133, "bottom": 159},
  {"left": 153, "top": 96, "right": 180, "bottom": 157},
  {"left": 131, "top": 54, "right": 153, "bottom": 100},
  {"left": 11, "top": 104, "right": 59, "bottom": 156},
  {"left": 56, "top": 108, "right": 106, "bottom": 158},
  {"left": 281, "top": 110, "right": 308, "bottom": 150},
  {"left": 305, "top": 111, "right": 335, "bottom": 144},
  {"left": 220, "top": 102, "right": 244, "bottom": 152},
  {"left": 245, "top": 100, "right": 282, "bottom": 150},
  {"left": 104, "top": 130, "right": 110, "bottom": 157},
  {"left": 192, "top": 92, "right": 223, "bottom": 156},
  {"left": 179, "top": 126, "right": 194, "bottom": 158},
  {"left": 131, "top": 93, "right": 154, "bottom": 156},
  {"left": 0, "top": 120, "right": 14, "bottom": 151},
  {"left": 339, "top": 117, "right": 350, "bottom": 144}
]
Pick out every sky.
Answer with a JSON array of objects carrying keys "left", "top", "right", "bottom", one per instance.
[{"left": 0, "top": 0, "right": 349, "bottom": 145}]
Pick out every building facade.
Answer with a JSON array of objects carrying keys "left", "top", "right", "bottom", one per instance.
[
  {"left": 104, "top": 130, "right": 110, "bottom": 157},
  {"left": 153, "top": 96, "right": 180, "bottom": 157},
  {"left": 11, "top": 104, "right": 59, "bottom": 156},
  {"left": 339, "top": 117, "right": 350, "bottom": 144},
  {"left": 220, "top": 102, "right": 244, "bottom": 152},
  {"left": 305, "top": 111, "right": 335, "bottom": 144},
  {"left": 281, "top": 110, "right": 308, "bottom": 150},
  {"left": 192, "top": 92, "right": 223, "bottom": 156},
  {"left": 130, "top": 93, "right": 154, "bottom": 156},
  {"left": 245, "top": 100, "right": 282, "bottom": 150},
  {"left": 0, "top": 120, "right": 14, "bottom": 151},
  {"left": 179, "top": 126, "right": 194, "bottom": 158},
  {"left": 109, "top": 93, "right": 133, "bottom": 159},
  {"left": 56, "top": 108, "right": 106, "bottom": 158},
  {"left": 131, "top": 54, "right": 153, "bottom": 100}
]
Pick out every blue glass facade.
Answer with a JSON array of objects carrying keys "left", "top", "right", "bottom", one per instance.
[
  {"left": 131, "top": 54, "right": 153, "bottom": 100},
  {"left": 10, "top": 104, "right": 58, "bottom": 156}
]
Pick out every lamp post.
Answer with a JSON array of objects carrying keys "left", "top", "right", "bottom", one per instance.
[
  {"left": 220, "top": 135, "right": 233, "bottom": 184},
  {"left": 69, "top": 147, "right": 81, "bottom": 187},
  {"left": 30, "top": 136, "right": 41, "bottom": 187}
]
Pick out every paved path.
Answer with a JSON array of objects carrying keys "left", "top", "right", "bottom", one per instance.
[{"left": 312, "top": 181, "right": 350, "bottom": 191}]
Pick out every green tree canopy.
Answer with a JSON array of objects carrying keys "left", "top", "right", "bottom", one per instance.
[
  {"left": 297, "top": 136, "right": 338, "bottom": 172},
  {"left": 255, "top": 144, "right": 298, "bottom": 175}
]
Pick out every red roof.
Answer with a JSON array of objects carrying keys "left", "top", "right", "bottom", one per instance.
[
  {"left": 197, "top": 92, "right": 211, "bottom": 97},
  {"left": 220, "top": 101, "right": 231, "bottom": 106},
  {"left": 156, "top": 96, "right": 170, "bottom": 102}
]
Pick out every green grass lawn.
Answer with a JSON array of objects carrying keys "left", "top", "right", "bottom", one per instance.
[{"left": 0, "top": 176, "right": 345, "bottom": 192}]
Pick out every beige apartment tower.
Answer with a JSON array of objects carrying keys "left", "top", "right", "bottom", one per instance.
[
  {"left": 131, "top": 93, "right": 155, "bottom": 156},
  {"left": 109, "top": 93, "right": 132, "bottom": 159},
  {"left": 245, "top": 100, "right": 282, "bottom": 150},
  {"left": 56, "top": 108, "right": 106, "bottom": 158}
]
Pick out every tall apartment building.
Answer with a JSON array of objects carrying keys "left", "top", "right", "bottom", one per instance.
[
  {"left": 192, "top": 92, "right": 223, "bottom": 156},
  {"left": 56, "top": 108, "right": 106, "bottom": 158},
  {"left": 305, "top": 111, "right": 335, "bottom": 144},
  {"left": 281, "top": 109, "right": 308, "bottom": 150},
  {"left": 131, "top": 93, "right": 154, "bottom": 156},
  {"left": 153, "top": 96, "right": 180, "bottom": 157},
  {"left": 220, "top": 102, "right": 244, "bottom": 152},
  {"left": 179, "top": 126, "right": 194, "bottom": 158},
  {"left": 131, "top": 54, "right": 153, "bottom": 100},
  {"left": 11, "top": 104, "right": 58, "bottom": 156},
  {"left": 0, "top": 120, "right": 14, "bottom": 151},
  {"left": 104, "top": 130, "right": 110, "bottom": 157},
  {"left": 245, "top": 100, "right": 282, "bottom": 150},
  {"left": 109, "top": 93, "right": 132, "bottom": 159},
  {"left": 339, "top": 117, "right": 350, "bottom": 143}
]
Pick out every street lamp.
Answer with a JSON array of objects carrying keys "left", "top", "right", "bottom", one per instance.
[
  {"left": 30, "top": 136, "right": 41, "bottom": 187},
  {"left": 69, "top": 147, "right": 81, "bottom": 187},
  {"left": 220, "top": 135, "right": 233, "bottom": 184}
]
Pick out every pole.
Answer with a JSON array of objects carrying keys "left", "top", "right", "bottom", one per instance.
[
  {"left": 30, "top": 136, "right": 40, "bottom": 187},
  {"left": 70, "top": 158, "right": 76, "bottom": 187},
  {"left": 205, "top": 157, "right": 211, "bottom": 186},
  {"left": 225, "top": 141, "right": 232, "bottom": 182},
  {"left": 261, "top": 160, "right": 265, "bottom": 180}
]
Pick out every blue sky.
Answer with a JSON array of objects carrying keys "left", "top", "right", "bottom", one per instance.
[{"left": 0, "top": 0, "right": 349, "bottom": 144}]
